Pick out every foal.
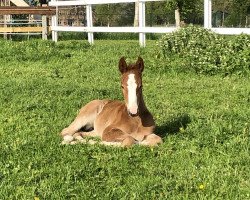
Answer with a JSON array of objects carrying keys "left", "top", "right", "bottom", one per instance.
[{"left": 61, "top": 57, "right": 162, "bottom": 147}]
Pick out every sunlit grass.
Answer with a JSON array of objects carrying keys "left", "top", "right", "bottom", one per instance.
[{"left": 0, "top": 39, "right": 249, "bottom": 199}]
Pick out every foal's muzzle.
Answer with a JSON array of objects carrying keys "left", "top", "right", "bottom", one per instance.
[{"left": 127, "top": 110, "right": 138, "bottom": 117}]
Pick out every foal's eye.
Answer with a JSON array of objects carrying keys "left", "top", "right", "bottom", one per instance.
[{"left": 121, "top": 85, "right": 124, "bottom": 89}]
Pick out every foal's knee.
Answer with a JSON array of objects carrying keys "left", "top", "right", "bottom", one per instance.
[{"left": 61, "top": 128, "right": 69, "bottom": 137}]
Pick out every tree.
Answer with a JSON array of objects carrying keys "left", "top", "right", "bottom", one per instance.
[
  {"left": 92, "top": 0, "right": 246, "bottom": 28},
  {"left": 134, "top": 1, "right": 139, "bottom": 26},
  {"left": 226, "top": 0, "right": 250, "bottom": 27},
  {"left": 94, "top": 4, "right": 119, "bottom": 26},
  {"left": 146, "top": 1, "right": 175, "bottom": 26},
  {"left": 213, "top": 0, "right": 250, "bottom": 27},
  {"left": 212, "top": 0, "right": 231, "bottom": 26},
  {"left": 165, "top": 0, "right": 203, "bottom": 26},
  {"left": 94, "top": 3, "right": 134, "bottom": 27}
]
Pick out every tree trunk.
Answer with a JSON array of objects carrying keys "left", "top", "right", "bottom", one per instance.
[
  {"left": 175, "top": 8, "right": 181, "bottom": 28},
  {"left": 222, "top": 11, "right": 225, "bottom": 27},
  {"left": 134, "top": 1, "right": 139, "bottom": 27},
  {"left": 108, "top": 4, "right": 110, "bottom": 27}
]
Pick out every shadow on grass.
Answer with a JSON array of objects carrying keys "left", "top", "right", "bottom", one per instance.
[{"left": 155, "top": 113, "right": 191, "bottom": 137}]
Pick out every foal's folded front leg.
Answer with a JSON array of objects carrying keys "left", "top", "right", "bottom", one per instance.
[{"left": 101, "top": 127, "right": 136, "bottom": 147}]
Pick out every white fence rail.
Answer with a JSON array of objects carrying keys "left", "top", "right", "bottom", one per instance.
[
  {"left": 49, "top": 0, "right": 250, "bottom": 46},
  {"left": 49, "top": 0, "right": 164, "bottom": 6}
]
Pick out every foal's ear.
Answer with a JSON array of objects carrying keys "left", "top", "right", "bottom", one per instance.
[
  {"left": 136, "top": 57, "right": 144, "bottom": 72},
  {"left": 119, "top": 57, "right": 128, "bottom": 73}
]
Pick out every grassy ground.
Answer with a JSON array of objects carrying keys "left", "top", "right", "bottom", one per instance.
[{"left": 0, "top": 39, "right": 249, "bottom": 199}]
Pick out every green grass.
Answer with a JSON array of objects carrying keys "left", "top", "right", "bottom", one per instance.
[{"left": 0, "top": 39, "right": 249, "bottom": 199}]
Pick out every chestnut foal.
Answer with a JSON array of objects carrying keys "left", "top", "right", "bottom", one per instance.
[{"left": 61, "top": 57, "right": 162, "bottom": 147}]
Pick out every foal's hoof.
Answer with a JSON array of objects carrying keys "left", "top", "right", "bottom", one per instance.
[
  {"left": 122, "top": 136, "right": 136, "bottom": 147},
  {"left": 140, "top": 134, "right": 163, "bottom": 147},
  {"left": 62, "top": 135, "right": 74, "bottom": 144}
]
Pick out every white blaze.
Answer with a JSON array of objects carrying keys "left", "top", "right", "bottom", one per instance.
[{"left": 127, "top": 74, "right": 138, "bottom": 115}]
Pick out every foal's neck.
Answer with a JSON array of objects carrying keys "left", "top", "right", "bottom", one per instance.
[{"left": 138, "top": 94, "right": 149, "bottom": 114}]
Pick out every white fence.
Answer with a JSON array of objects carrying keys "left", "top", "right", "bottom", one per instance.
[{"left": 49, "top": 0, "right": 250, "bottom": 46}]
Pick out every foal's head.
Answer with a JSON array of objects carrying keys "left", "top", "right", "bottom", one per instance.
[{"left": 119, "top": 57, "right": 144, "bottom": 116}]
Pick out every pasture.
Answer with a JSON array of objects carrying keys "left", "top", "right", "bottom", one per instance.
[{"left": 0, "top": 39, "right": 249, "bottom": 199}]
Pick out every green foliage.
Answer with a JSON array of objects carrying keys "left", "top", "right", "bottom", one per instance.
[
  {"left": 94, "top": 32, "right": 138, "bottom": 40},
  {"left": 0, "top": 40, "right": 250, "bottom": 199},
  {"left": 145, "top": 1, "right": 175, "bottom": 26},
  {"left": 213, "top": 0, "right": 250, "bottom": 27},
  {"left": 93, "top": 32, "right": 161, "bottom": 40},
  {"left": 165, "top": 0, "right": 204, "bottom": 24},
  {"left": 58, "top": 32, "right": 88, "bottom": 41},
  {"left": 94, "top": 3, "right": 134, "bottom": 26},
  {"left": 94, "top": 2, "right": 173, "bottom": 27},
  {"left": 158, "top": 26, "right": 250, "bottom": 75}
]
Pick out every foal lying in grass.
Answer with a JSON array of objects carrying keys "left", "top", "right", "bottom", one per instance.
[{"left": 61, "top": 57, "right": 162, "bottom": 147}]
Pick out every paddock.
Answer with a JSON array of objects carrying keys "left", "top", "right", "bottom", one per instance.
[
  {"left": 0, "top": 1, "right": 249, "bottom": 198},
  {"left": 0, "top": 39, "right": 249, "bottom": 198}
]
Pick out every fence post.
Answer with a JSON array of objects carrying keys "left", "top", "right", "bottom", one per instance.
[
  {"left": 204, "top": 0, "right": 212, "bottom": 29},
  {"left": 42, "top": 15, "right": 48, "bottom": 40},
  {"left": 139, "top": 1, "right": 146, "bottom": 47},
  {"left": 51, "top": 0, "right": 58, "bottom": 42},
  {"left": 3, "top": 14, "right": 10, "bottom": 39},
  {"left": 86, "top": 4, "right": 94, "bottom": 44}
]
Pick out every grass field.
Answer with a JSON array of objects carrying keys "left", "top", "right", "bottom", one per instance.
[{"left": 0, "top": 39, "right": 249, "bottom": 199}]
